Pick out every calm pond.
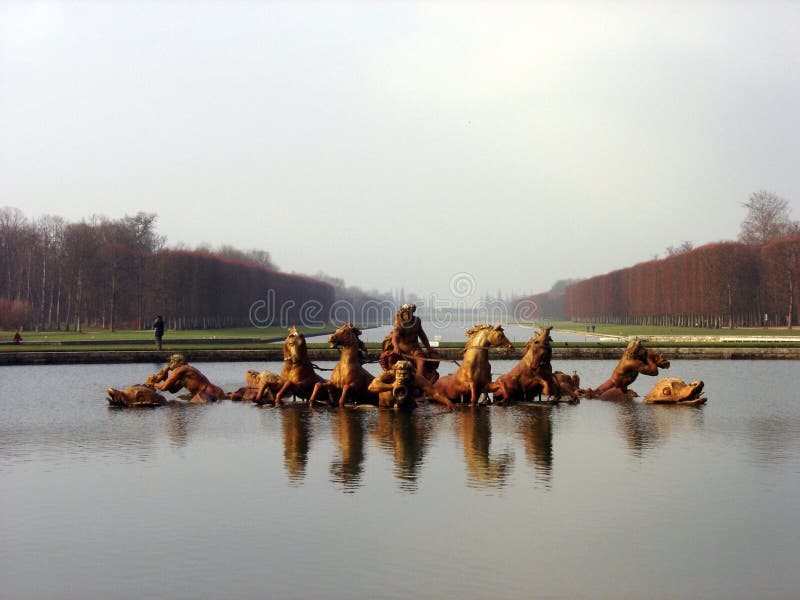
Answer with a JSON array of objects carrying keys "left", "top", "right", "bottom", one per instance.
[{"left": 2, "top": 360, "right": 799, "bottom": 599}]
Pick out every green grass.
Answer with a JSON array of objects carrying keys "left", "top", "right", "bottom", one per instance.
[
  {"left": 0, "top": 324, "right": 336, "bottom": 352},
  {"left": 0, "top": 324, "right": 334, "bottom": 343},
  {"left": 543, "top": 321, "right": 800, "bottom": 338},
  {"left": 3, "top": 321, "right": 799, "bottom": 353}
]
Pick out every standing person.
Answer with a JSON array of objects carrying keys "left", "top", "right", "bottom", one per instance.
[
  {"left": 12, "top": 330, "right": 22, "bottom": 344},
  {"left": 153, "top": 315, "right": 165, "bottom": 350}
]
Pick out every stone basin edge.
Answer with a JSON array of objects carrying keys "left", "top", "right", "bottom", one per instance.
[{"left": 1, "top": 346, "right": 799, "bottom": 365}]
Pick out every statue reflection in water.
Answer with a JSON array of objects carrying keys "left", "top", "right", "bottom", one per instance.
[
  {"left": 371, "top": 409, "right": 433, "bottom": 492},
  {"left": 457, "top": 408, "right": 513, "bottom": 489},
  {"left": 280, "top": 406, "right": 312, "bottom": 485},
  {"left": 330, "top": 409, "right": 367, "bottom": 491},
  {"left": 165, "top": 405, "right": 205, "bottom": 448},
  {"left": 516, "top": 407, "right": 554, "bottom": 485},
  {"left": 615, "top": 401, "right": 705, "bottom": 457},
  {"left": 165, "top": 406, "right": 190, "bottom": 447}
]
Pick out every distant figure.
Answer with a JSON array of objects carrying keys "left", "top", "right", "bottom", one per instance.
[
  {"left": 153, "top": 315, "right": 165, "bottom": 350},
  {"left": 12, "top": 330, "right": 22, "bottom": 344}
]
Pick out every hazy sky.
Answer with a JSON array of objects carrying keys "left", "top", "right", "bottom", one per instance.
[{"left": 2, "top": 1, "right": 798, "bottom": 301}]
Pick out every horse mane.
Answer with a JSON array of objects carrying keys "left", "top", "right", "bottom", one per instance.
[
  {"left": 284, "top": 327, "right": 308, "bottom": 361},
  {"left": 465, "top": 324, "right": 495, "bottom": 336}
]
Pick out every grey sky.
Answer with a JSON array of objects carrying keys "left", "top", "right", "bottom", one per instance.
[{"left": 2, "top": 1, "right": 798, "bottom": 301}]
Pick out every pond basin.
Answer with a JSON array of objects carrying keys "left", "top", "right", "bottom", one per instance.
[{"left": 2, "top": 359, "right": 799, "bottom": 599}]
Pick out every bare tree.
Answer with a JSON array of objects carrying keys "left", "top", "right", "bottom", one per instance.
[
  {"left": 739, "top": 190, "right": 795, "bottom": 244},
  {"left": 215, "top": 245, "right": 277, "bottom": 270},
  {"left": 666, "top": 241, "right": 694, "bottom": 256},
  {"left": 34, "top": 215, "right": 65, "bottom": 330}
]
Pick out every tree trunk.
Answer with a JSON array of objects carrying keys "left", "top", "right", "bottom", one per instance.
[{"left": 109, "top": 271, "right": 117, "bottom": 332}]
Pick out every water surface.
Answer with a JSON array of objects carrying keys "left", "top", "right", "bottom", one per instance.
[
  {"left": 2, "top": 360, "right": 799, "bottom": 599},
  {"left": 307, "top": 322, "right": 590, "bottom": 344}
]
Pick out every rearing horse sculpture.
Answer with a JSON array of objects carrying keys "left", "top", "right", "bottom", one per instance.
[
  {"left": 310, "top": 323, "right": 377, "bottom": 407},
  {"left": 434, "top": 324, "right": 513, "bottom": 405},
  {"left": 488, "top": 326, "right": 575, "bottom": 402},
  {"left": 255, "top": 326, "right": 328, "bottom": 406}
]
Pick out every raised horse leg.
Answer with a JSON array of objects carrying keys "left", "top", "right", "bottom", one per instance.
[
  {"left": 470, "top": 382, "right": 479, "bottom": 406},
  {"left": 496, "top": 380, "right": 511, "bottom": 404},
  {"left": 274, "top": 380, "right": 292, "bottom": 406},
  {"left": 338, "top": 384, "right": 350, "bottom": 408},
  {"left": 310, "top": 382, "right": 329, "bottom": 406}
]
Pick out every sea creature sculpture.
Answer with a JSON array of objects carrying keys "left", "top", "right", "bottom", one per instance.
[
  {"left": 107, "top": 385, "right": 170, "bottom": 407},
  {"left": 229, "top": 369, "right": 280, "bottom": 401},
  {"left": 643, "top": 378, "right": 707, "bottom": 405}
]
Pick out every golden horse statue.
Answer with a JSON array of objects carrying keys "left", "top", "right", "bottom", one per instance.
[
  {"left": 310, "top": 323, "right": 377, "bottom": 407},
  {"left": 489, "top": 327, "right": 579, "bottom": 402},
  {"left": 255, "top": 326, "right": 328, "bottom": 406},
  {"left": 434, "top": 324, "right": 513, "bottom": 405}
]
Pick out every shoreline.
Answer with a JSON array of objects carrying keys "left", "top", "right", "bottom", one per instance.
[{"left": 2, "top": 345, "right": 798, "bottom": 365}]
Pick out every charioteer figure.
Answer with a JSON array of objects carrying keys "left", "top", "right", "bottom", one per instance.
[{"left": 379, "top": 303, "right": 439, "bottom": 382}]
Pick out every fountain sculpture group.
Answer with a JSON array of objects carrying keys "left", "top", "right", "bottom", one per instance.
[{"left": 107, "top": 305, "right": 707, "bottom": 408}]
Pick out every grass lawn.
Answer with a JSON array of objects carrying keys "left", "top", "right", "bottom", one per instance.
[
  {"left": 0, "top": 324, "right": 333, "bottom": 342},
  {"left": 2, "top": 321, "right": 799, "bottom": 353},
  {"left": 544, "top": 321, "right": 800, "bottom": 338}
]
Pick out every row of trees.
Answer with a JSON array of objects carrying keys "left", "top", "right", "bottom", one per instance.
[
  {"left": 562, "top": 237, "right": 798, "bottom": 328},
  {"left": 523, "top": 191, "right": 798, "bottom": 328},
  {"left": 0, "top": 207, "right": 334, "bottom": 331}
]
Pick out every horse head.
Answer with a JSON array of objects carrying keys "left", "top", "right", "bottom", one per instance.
[
  {"left": 524, "top": 326, "right": 553, "bottom": 367},
  {"left": 284, "top": 326, "right": 308, "bottom": 363},
  {"left": 329, "top": 322, "right": 362, "bottom": 348},
  {"left": 465, "top": 324, "right": 513, "bottom": 350}
]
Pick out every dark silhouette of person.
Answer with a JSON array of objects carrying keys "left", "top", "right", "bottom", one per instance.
[
  {"left": 153, "top": 315, "right": 165, "bottom": 350},
  {"left": 12, "top": 330, "right": 22, "bottom": 344}
]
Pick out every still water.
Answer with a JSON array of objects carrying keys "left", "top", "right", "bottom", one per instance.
[
  {"left": 306, "top": 323, "right": 592, "bottom": 344},
  {"left": 2, "top": 360, "right": 799, "bottom": 599}
]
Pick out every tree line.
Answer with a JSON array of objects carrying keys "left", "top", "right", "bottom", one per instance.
[
  {"left": 525, "top": 191, "right": 799, "bottom": 328},
  {"left": 0, "top": 208, "right": 334, "bottom": 331},
  {"left": 562, "top": 236, "right": 798, "bottom": 328}
]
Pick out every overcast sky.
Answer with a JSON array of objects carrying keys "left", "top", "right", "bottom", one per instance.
[{"left": 2, "top": 1, "right": 798, "bottom": 301}]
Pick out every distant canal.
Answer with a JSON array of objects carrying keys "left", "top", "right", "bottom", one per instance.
[
  {"left": 307, "top": 322, "right": 591, "bottom": 344},
  {"left": 2, "top": 360, "right": 799, "bottom": 599}
]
